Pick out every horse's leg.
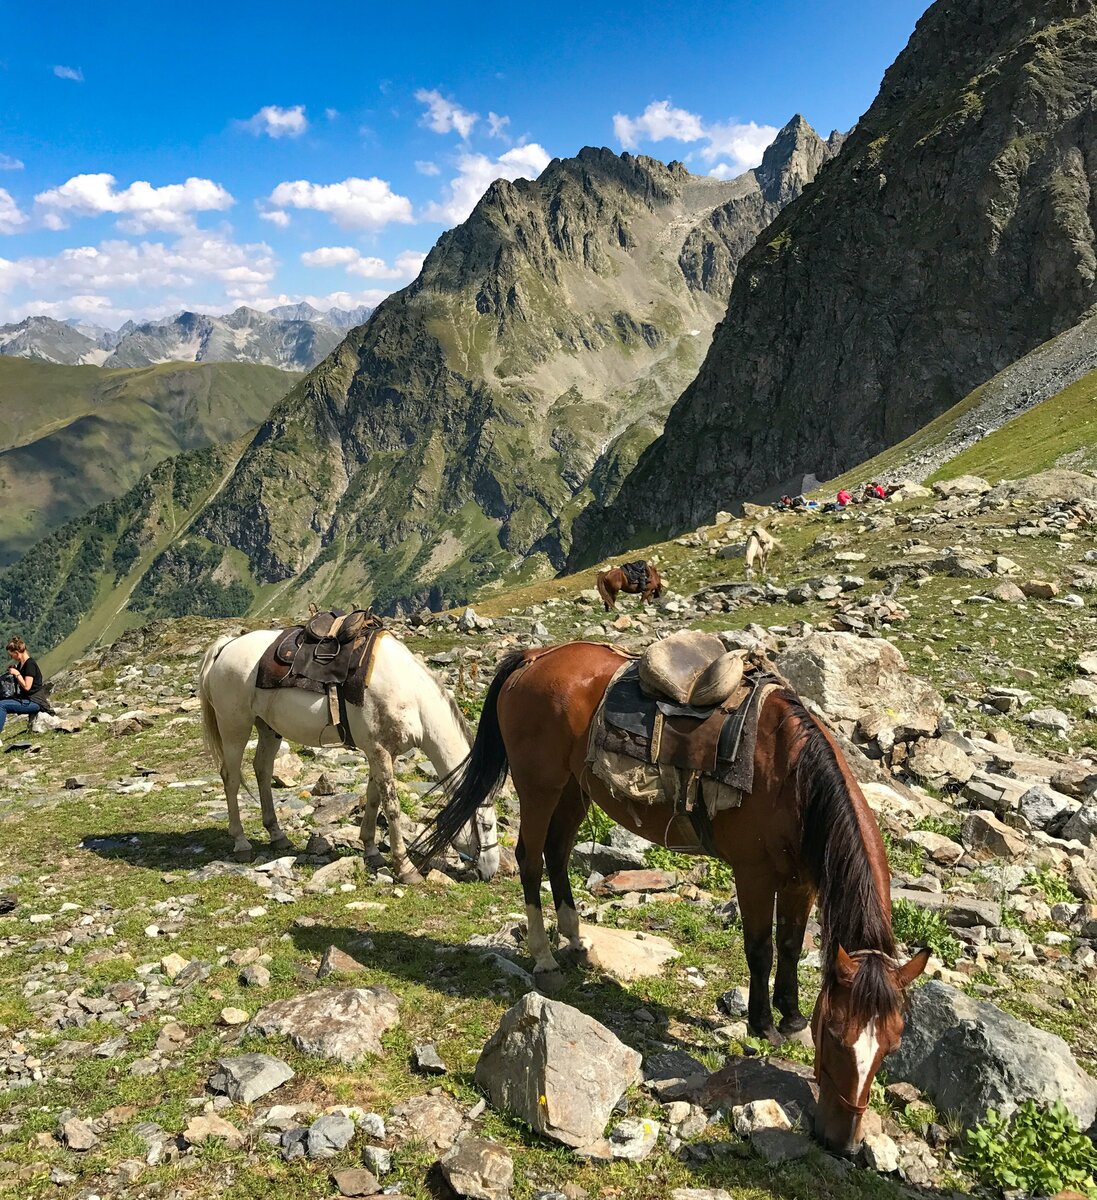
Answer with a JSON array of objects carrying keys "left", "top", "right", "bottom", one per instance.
[
  {"left": 369, "top": 746, "right": 423, "bottom": 884},
  {"left": 253, "top": 719, "right": 292, "bottom": 851},
  {"left": 510, "top": 777, "right": 561, "bottom": 979},
  {"left": 544, "top": 779, "right": 588, "bottom": 962},
  {"left": 358, "top": 772, "right": 386, "bottom": 870},
  {"left": 219, "top": 727, "right": 253, "bottom": 859},
  {"left": 736, "top": 868, "right": 780, "bottom": 1042},
  {"left": 773, "top": 882, "right": 815, "bottom": 1034}
]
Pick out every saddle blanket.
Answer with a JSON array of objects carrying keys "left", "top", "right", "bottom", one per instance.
[
  {"left": 621, "top": 560, "right": 650, "bottom": 591},
  {"left": 586, "top": 660, "right": 782, "bottom": 820}
]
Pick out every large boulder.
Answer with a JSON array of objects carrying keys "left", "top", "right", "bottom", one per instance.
[
  {"left": 474, "top": 994, "right": 641, "bottom": 1149},
  {"left": 247, "top": 987, "right": 400, "bottom": 1063},
  {"left": 884, "top": 981, "right": 1097, "bottom": 1129},
  {"left": 775, "top": 632, "right": 943, "bottom": 737}
]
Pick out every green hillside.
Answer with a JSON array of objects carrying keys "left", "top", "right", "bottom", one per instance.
[{"left": 0, "top": 357, "right": 298, "bottom": 563}]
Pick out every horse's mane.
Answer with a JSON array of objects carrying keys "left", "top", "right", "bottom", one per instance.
[{"left": 780, "top": 693, "right": 901, "bottom": 1025}]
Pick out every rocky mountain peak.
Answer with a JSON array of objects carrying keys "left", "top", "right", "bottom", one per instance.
[
  {"left": 579, "top": 0, "right": 1097, "bottom": 556},
  {"left": 755, "top": 113, "right": 835, "bottom": 205}
]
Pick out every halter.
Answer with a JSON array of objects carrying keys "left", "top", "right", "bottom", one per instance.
[
  {"left": 814, "top": 947, "right": 900, "bottom": 1116},
  {"left": 815, "top": 1060, "right": 870, "bottom": 1115}
]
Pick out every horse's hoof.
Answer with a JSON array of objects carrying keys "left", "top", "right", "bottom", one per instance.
[
  {"left": 748, "top": 1022, "right": 784, "bottom": 1047},
  {"left": 396, "top": 864, "right": 424, "bottom": 885},
  {"left": 562, "top": 943, "right": 592, "bottom": 968},
  {"left": 779, "top": 1013, "right": 808, "bottom": 1035},
  {"left": 232, "top": 846, "right": 254, "bottom": 862},
  {"left": 533, "top": 968, "right": 565, "bottom": 996},
  {"left": 363, "top": 852, "right": 386, "bottom": 871},
  {"left": 269, "top": 836, "right": 294, "bottom": 852}
]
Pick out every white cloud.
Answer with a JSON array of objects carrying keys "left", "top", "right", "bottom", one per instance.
[
  {"left": 415, "top": 88, "right": 478, "bottom": 139},
  {"left": 34, "top": 173, "right": 234, "bottom": 233},
  {"left": 300, "top": 246, "right": 361, "bottom": 268},
  {"left": 613, "top": 101, "right": 704, "bottom": 150},
  {"left": 0, "top": 189, "right": 27, "bottom": 234},
  {"left": 53, "top": 65, "right": 83, "bottom": 82},
  {"left": 698, "top": 120, "right": 779, "bottom": 173},
  {"left": 487, "top": 112, "right": 510, "bottom": 140},
  {"left": 415, "top": 160, "right": 440, "bottom": 176},
  {"left": 300, "top": 246, "right": 425, "bottom": 281},
  {"left": 252, "top": 288, "right": 393, "bottom": 313},
  {"left": 267, "top": 176, "right": 414, "bottom": 231},
  {"left": 0, "top": 155, "right": 24, "bottom": 171},
  {"left": 612, "top": 100, "right": 777, "bottom": 177},
  {"left": 0, "top": 233, "right": 275, "bottom": 300},
  {"left": 324, "top": 107, "right": 339, "bottom": 121},
  {"left": 242, "top": 104, "right": 309, "bottom": 139},
  {"left": 423, "top": 144, "right": 551, "bottom": 226},
  {"left": 259, "top": 208, "right": 291, "bottom": 228}
]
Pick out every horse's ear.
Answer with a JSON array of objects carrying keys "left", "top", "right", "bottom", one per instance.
[
  {"left": 897, "top": 947, "right": 931, "bottom": 988},
  {"left": 835, "top": 944, "right": 858, "bottom": 986}
]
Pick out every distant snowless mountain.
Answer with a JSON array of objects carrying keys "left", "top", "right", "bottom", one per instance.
[{"left": 0, "top": 303, "right": 375, "bottom": 371}]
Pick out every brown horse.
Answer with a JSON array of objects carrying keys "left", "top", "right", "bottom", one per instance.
[
  {"left": 595, "top": 561, "right": 663, "bottom": 611},
  {"left": 415, "top": 641, "right": 928, "bottom": 1154}
]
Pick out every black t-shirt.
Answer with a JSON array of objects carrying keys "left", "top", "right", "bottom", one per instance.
[{"left": 17, "top": 658, "right": 42, "bottom": 698}]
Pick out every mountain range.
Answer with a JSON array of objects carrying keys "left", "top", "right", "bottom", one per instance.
[
  {"left": 0, "top": 303, "right": 374, "bottom": 371},
  {"left": 578, "top": 0, "right": 1097, "bottom": 556},
  {"left": 0, "top": 114, "right": 836, "bottom": 653}
]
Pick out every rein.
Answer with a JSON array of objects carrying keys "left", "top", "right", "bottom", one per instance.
[{"left": 815, "top": 1060, "right": 870, "bottom": 1115}]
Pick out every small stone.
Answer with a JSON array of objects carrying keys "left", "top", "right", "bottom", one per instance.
[
  {"left": 330, "top": 1167, "right": 380, "bottom": 1197},
  {"left": 160, "top": 952, "right": 188, "bottom": 980},
  {"left": 361, "top": 1144, "right": 392, "bottom": 1174},
  {"left": 209, "top": 1053, "right": 295, "bottom": 1104},
  {"left": 414, "top": 1043, "right": 448, "bottom": 1074},
  {"left": 307, "top": 1112, "right": 355, "bottom": 1159},
  {"left": 219, "top": 1006, "right": 249, "bottom": 1026},
  {"left": 863, "top": 1132, "right": 901, "bottom": 1172},
  {"left": 58, "top": 1118, "right": 99, "bottom": 1152},
  {"left": 1021, "top": 580, "right": 1059, "bottom": 599},
  {"left": 240, "top": 963, "right": 271, "bottom": 988},
  {"left": 439, "top": 1136, "right": 515, "bottom": 1200},
  {"left": 184, "top": 1113, "right": 243, "bottom": 1148},
  {"left": 317, "top": 944, "right": 367, "bottom": 978},
  {"left": 608, "top": 1116, "right": 660, "bottom": 1161}
]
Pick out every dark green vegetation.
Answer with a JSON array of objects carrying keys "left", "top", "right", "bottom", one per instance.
[
  {"left": 0, "top": 443, "right": 254, "bottom": 668},
  {"left": 964, "top": 1101, "right": 1097, "bottom": 1196},
  {"left": 586, "top": 0, "right": 1097, "bottom": 556},
  {"left": 0, "top": 357, "right": 297, "bottom": 563}
]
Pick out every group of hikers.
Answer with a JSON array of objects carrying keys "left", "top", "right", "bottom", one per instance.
[
  {"left": 774, "top": 480, "right": 890, "bottom": 514},
  {"left": 0, "top": 635, "right": 50, "bottom": 745}
]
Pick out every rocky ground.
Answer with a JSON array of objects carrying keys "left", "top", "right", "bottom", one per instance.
[{"left": 3, "top": 470, "right": 1097, "bottom": 1200}]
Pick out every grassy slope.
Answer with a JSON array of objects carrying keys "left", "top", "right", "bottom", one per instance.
[{"left": 0, "top": 358, "right": 298, "bottom": 564}]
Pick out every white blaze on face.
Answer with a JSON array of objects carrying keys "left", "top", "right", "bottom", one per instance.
[{"left": 851, "top": 1018, "right": 879, "bottom": 1100}]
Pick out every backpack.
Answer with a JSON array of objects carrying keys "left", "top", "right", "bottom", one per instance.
[{"left": 0, "top": 676, "right": 16, "bottom": 701}]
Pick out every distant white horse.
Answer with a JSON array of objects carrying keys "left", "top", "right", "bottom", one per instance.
[
  {"left": 744, "top": 526, "right": 779, "bottom": 580},
  {"left": 197, "top": 630, "right": 499, "bottom": 883}
]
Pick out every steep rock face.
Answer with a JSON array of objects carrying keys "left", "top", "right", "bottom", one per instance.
[
  {"left": 191, "top": 126, "right": 832, "bottom": 612},
  {"left": 580, "top": 0, "right": 1097, "bottom": 557},
  {"left": 0, "top": 316, "right": 108, "bottom": 365}
]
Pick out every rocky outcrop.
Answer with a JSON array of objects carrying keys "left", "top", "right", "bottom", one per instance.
[
  {"left": 885, "top": 981, "right": 1097, "bottom": 1130},
  {"left": 581, "top": 0, "right": 1097, "bottom": 557}
]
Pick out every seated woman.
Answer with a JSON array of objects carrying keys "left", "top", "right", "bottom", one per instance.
[{"left": 1, "top": 636, "right": 51, "bottom": 740}]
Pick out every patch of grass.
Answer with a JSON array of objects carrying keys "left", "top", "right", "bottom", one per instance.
[
  {"left": 911, "top": 815, "right": 962, "bottom": 841},
  {"left": 891, "top": 898, "right": 963, "bottom": 965},
  {"left": 1025, "top": 866, "right": 1074, "bottom": 905}
]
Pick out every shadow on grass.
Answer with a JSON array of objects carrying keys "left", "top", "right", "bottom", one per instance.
[{"left": 78, "top": 825, "right": 259, "bottom": 868}]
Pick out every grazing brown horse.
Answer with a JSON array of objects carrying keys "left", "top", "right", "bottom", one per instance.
[
  {"left": 595, "top": 561, "right": 663, "bottom": 610},
  {"left": 415, "top": 641, "right": 928, "bottom": 1154}
]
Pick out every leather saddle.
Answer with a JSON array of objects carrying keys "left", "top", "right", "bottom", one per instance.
[
  {"left": 593, "top": 632, "right": 782, "bottom": 840},
  {"left": 257, "top": 609, "right": 385, "bottom": 748}
]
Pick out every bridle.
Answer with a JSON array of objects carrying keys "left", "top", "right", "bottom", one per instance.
[{"left": 814, "top": 947, "right": 901, "bottom": 1116}]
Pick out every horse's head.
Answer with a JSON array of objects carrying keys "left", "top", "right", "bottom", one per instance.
[{"left": 810, "top": 945, "right": 929, "bottom": 1155}]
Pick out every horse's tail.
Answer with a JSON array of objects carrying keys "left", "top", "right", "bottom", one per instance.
[
  {"left": 413, "top": 649, "right": 528, "bottom": 864},
  {"left": 197, "top": 635, "right": 235, "bottom": 773},
  {"left": 596, "top": 571, "right": 614, "bottom": 610}
]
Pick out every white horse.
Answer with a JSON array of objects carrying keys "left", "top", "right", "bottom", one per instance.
[
  {"left": 196, "top": 629, "right": 499, "bottom": 883},
  {"left": 744, "top": 526, "right": 779, "bottom": 580}
]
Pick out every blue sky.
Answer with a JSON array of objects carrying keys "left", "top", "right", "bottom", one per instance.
[{"left": 0, "top": 0, "right": 928, "bottom": 326}]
